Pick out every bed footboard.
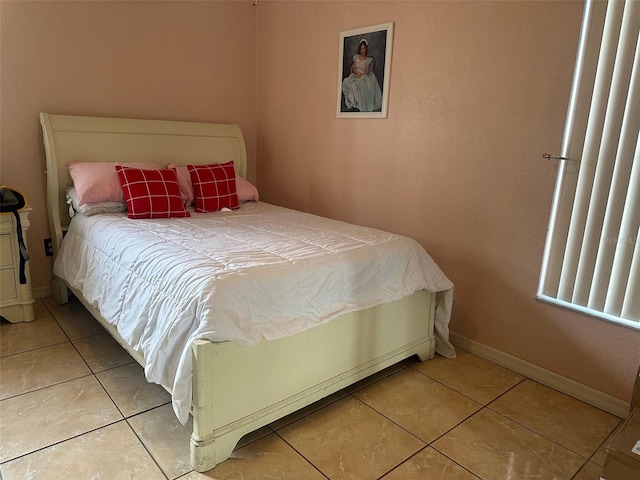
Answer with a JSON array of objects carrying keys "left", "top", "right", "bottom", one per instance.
[
  {"left": 190, "top": 289, "right": 435, "bottom": 472},
  {"left": 58, "top": 280, "right": 435, "bottom": 473}
]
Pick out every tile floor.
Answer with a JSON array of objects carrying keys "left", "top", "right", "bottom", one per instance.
[{"left": 0, "top": 297, "right": 623, "bottom": 479}]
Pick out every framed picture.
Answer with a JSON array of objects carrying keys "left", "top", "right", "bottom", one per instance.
[{"left": 337, "top": 22, "right": 394, "bottom": 119}]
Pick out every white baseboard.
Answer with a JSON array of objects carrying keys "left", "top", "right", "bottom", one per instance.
[
  {"left": 450, "top": 332, "right": 630, "bottom": 419},
  {"left": 32, "top": 285, "right": 52, "bottom": 299}
]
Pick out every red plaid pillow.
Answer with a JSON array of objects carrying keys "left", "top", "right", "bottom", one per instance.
[
  {"left": 115, "top": 166, "right": 190, "bottom": 219},
  {"left": 187, "top": 162, "right": 239, "bottom": 213}
]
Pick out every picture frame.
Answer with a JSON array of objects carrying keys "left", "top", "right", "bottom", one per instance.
[{"left": 337, "top": 22, "right": 394, "bottom": 119}]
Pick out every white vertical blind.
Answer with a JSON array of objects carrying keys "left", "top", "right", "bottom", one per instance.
[{"left": 538, "top": 0, "right": 640, "bottom": 328}]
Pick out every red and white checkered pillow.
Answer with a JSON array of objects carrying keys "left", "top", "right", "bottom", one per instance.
[
  {"left": 187, "top": 162, "right": 239, "bottom": 213},
  {"left": 115, "top": 166, "right": 190, "bottom": 219}
]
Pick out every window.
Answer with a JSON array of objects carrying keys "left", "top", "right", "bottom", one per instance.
[{"left": 538, "top": 0, "right": 640, "bottom": 329}]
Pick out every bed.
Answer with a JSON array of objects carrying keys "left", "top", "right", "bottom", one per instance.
[{"left": 40, "top": 112, "right": 454, "bottom": 472}]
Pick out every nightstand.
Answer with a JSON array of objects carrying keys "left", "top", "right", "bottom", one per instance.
[{"left": 0, "top": 207, "right": 35, "bottom": 322}]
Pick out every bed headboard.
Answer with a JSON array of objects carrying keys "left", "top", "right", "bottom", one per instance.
[{"left": 40, "top": 112, "right": 247, "bottom": 258}]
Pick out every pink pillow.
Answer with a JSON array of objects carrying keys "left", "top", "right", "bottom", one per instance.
[
  {"left": 168, "top": 164, "right": 195, "bottom": 205},
  {"left": 169, "top": 163, "right": 258, "bottom": 205},
  {"left": 236, "top": 176, "right": 259, "bottom": 202},
  {"left": 187, "top": 162, "right": 239, "bottom": 213},
  {"left": 68, "top": 161, "right": 162, "bottom": 206},
  {"left": 115, "top": 166, "right": 190, "bottom": 219}
]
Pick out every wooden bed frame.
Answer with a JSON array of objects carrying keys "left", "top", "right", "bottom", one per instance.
[{"left": 40, "top": 112, "right": 437, "bottom": 472}]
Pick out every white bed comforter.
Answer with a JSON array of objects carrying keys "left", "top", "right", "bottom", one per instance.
[{"left": 54, "top": 202, "right": 454, "bottom": 423}]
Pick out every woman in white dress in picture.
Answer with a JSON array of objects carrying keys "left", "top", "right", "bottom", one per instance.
[{"left": 341, "top": 39, "right": 383, "bottom": 112}]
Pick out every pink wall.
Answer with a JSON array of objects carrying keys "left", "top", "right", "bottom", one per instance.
[
  {"left": 2, "top": 0, "right": 638, "bottom": 405},
  {"left": 256, "top": 1, "right": 640, "bottom": 403},
  {"left": 0, "top": 0, "right": 257, "bottom": 289}
]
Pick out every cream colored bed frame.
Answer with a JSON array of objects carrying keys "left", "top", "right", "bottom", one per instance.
[{"left": 40, "top": 112, "right": 436, "bottom": 472}]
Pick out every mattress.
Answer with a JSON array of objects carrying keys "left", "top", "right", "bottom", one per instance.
[{"left": 54, "top": 202, "right": 454, "bottom": 422}]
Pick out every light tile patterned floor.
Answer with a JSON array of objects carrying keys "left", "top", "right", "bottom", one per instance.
[{"left": 0, "top": 298, "right": 622, "bottom": 479}]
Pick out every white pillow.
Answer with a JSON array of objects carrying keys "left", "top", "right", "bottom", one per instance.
[{"left": 65, "top": 186, "right": 126, "bottom": 217}]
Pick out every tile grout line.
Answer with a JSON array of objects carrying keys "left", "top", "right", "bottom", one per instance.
[
  {"left": 0, "top": 418, "right": 126, "bottom": 468},
  {"left": 370, "top": 368, "right": 610, "bottom": 479},
  {"left": 5, "top": 299, "right": 171, "bottom": 479},
  {"left": 123, "top": 416, "right": 172, "bottom": 480},
  {"left": 483, "top": 378, "right": 618, "bottom": 467},
  {"left": 56, "top": 299, "right": 172, "bottom": 480},
  {"left": 346, "top": 389, "right": 481, "bottom": 479},
  {"left": 413, "top": 362, "right": 618, "bottom": 472},
  {"left": 270, "top": 429, "right": 330, "bottom": 480}
]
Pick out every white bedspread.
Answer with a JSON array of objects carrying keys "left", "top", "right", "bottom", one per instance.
[{"left": 54, "top": 202, "right": 454, "bottom": 423}]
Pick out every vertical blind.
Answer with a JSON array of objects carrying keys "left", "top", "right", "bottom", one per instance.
[{"left": 538, "top": 0, "right": 640, "bottom": 328}]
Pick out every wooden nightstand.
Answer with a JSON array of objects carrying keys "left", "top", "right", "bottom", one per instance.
[{"left": 0, "top": 207, "right": 35, "bottom": 322}]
